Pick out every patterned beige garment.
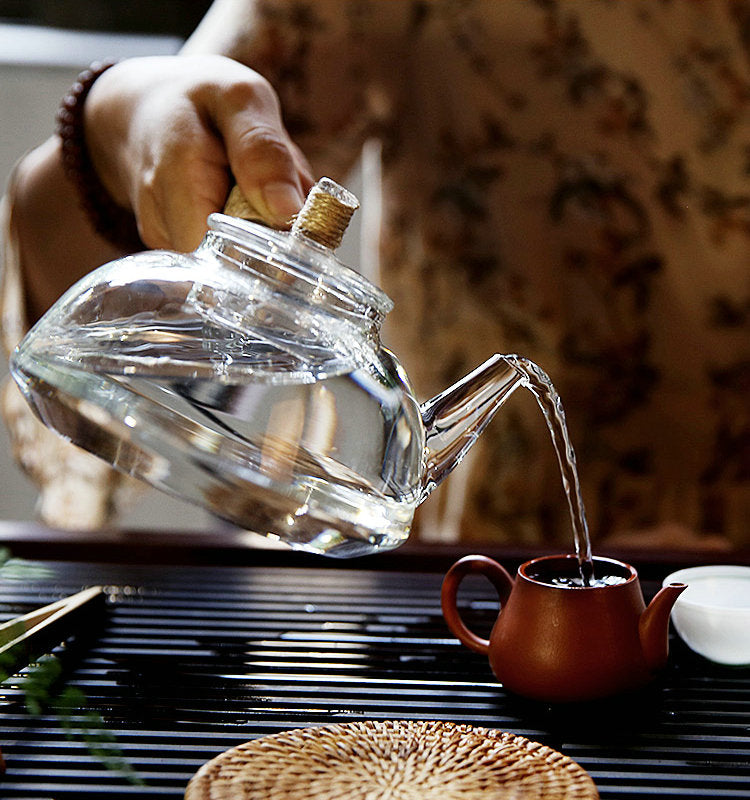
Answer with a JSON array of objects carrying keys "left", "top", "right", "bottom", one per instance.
[{"left": 3, "top": 0, "right": 749, "bottom": 549}]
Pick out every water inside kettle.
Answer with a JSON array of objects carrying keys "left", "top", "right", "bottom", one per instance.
[
  {"left": 11, "top": 178, "right": 597, "bottom": 569},
  {"left": 13, "top": 306, "right": 422, "bottom": 556}
]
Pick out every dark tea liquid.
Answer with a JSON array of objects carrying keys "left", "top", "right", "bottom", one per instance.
[
  {"left": 505, "top": 356, "right": 595, "bottom": 585},
  {"left": 525, "top": 557, "right": 630, "bottom": 588}
]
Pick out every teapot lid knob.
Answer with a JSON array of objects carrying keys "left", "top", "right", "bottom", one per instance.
[
  {"left": 223, "top": 177, "right": 359, "bottom": 251},
  {"left": 291, "top": 177, "right": 359, "bottom": 250}
]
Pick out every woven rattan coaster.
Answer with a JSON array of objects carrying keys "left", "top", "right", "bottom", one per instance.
[{"left": 185, "top": 720, "right": 599, "bottom": 799}]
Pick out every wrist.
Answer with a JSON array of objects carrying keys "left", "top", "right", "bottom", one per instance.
[{"left": 56, "top": 61, "right": 144, "bottom": 252}]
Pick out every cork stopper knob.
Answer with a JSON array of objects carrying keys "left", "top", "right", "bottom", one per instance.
[{"left": 291, "top": 178, "right": 359, "bottom": 250}]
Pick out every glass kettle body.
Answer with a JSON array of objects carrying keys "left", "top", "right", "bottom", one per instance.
[{"left": 11, "top": 180, "right": 525, "bottom": 557}]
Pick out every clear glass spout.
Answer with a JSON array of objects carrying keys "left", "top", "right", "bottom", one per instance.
[{"left": 419, "top": 354, "right": 524, "bottom": 500}]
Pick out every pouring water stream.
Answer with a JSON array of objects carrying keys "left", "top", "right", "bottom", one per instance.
[{"left": 503, "top": 356, "right": 594, "bottom": 585}]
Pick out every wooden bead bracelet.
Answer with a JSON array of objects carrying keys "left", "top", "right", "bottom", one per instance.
[{"left": 56, "top": 61, "right": 144, "bottom": 252}]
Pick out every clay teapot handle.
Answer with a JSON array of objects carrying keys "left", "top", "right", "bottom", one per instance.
[{"left": 441, "top": 555, "right": 514, "bottom": 655}]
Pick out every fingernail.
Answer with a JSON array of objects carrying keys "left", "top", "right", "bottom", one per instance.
[{"left": 262, "top": 181, "right": 304, "bottom": 224}]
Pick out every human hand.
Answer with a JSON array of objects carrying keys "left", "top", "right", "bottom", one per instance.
[{"left": 83, "top": 54, "right": 314, "bottom": 251}]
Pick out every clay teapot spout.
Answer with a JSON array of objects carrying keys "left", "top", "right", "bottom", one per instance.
[{"left": 639, "top": 582, "right": 687, "bottom": 672}]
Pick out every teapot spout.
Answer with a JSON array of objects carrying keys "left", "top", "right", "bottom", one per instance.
[
  {"left": 418, "top": 354, "right": 525, "bottom": 500},
  {"left": 639, "top": 582, "right": 687, "bottom": 672}
]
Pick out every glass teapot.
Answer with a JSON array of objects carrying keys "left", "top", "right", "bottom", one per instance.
[{"left": 11, "top": 179, "right": 525, "bottom": 557}]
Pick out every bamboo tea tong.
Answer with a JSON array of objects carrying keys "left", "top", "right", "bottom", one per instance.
[{"left": 0, "top": 586, "right": 105, "bottom": 678}]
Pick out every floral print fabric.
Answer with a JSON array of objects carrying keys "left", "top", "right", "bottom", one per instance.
[{"left": 205, "top": 0, "right": 749, "bottom": 549}]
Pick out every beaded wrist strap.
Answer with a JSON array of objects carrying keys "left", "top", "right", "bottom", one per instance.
[{"left": 56, "top": 61, "right": 145, "bottom": 252}]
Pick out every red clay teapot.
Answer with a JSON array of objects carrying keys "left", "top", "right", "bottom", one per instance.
[{"left": 442, "top": 553, "right": 687, "bottom": 703}]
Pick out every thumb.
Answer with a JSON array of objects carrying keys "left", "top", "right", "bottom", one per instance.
[
  {"left": 209, "top": 71, "right": 311, "bottom": 226},
  {"left": 222, "top": 120, "right": 308, "bottom": 227}
]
